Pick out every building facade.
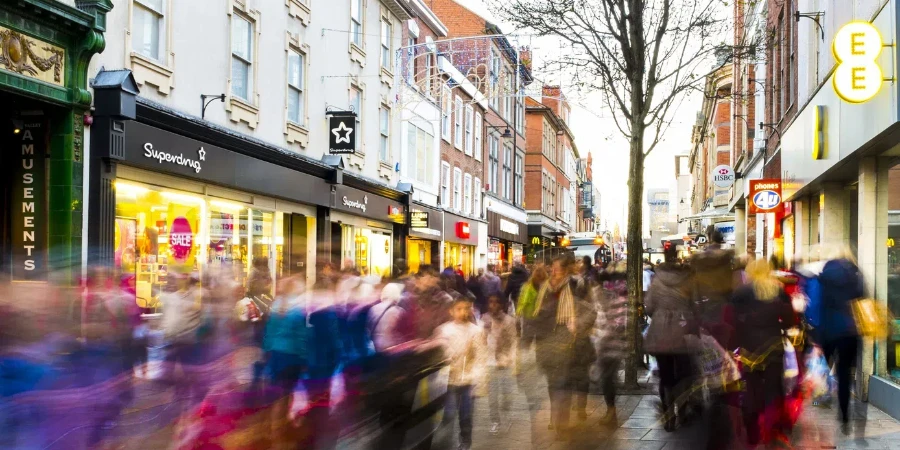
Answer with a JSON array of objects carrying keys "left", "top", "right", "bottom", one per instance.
[
  {"left": 524, "top": 87, "right": 579, "bottom": 260},
  {"left": 428, "top": 0, "right": 531, "bottom": 269},
  {"left": 0, "top": 0, "right": 110, "bottom": 285},
  {"left": 731, "top": 0, "right": 900, "bottom": 419},
  {"left": 85, "top": 0, "right": 423, "bottom": 304}
]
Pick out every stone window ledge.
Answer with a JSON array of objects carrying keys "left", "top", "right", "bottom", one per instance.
[
  {"left": 286, "top": 0, "right": 311, "bottom": 25},
  {"left": 380, "top": 67, "right": 393, "bottom": 86},
  {"left": 350, "top": 43, "right": 366, "bottom": 68},
  {"left": 285, "top": 121, "right": 309, "bottom": 148},
  {"left": 130, "top": 52, "right": 174, "bottom": 95},
  {"left": 226, "top": 96, "right": 260, "bottom": 129}
]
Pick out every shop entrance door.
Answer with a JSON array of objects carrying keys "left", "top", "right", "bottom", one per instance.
[{"left": 282, "top": 213, "right": 308, "bottom": 277}]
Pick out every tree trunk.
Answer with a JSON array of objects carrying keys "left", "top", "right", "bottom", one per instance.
[{"left": 623, "top": 131, "right": 645, "bottom": 390}]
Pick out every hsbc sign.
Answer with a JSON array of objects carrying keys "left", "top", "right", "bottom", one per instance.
[{"left": 711, "top": 165, "right": 735, "bottom": 189}]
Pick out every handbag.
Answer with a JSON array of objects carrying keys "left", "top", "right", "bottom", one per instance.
[
  {"left": 851, "top": 298, "right": 891, "bottom": 338},
  {"left": 783, "top": 338, "right": 799, "bottom": 393}
]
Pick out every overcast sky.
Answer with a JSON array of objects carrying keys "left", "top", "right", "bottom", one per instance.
[{"left": 452, "top": 0, "right": 705, "bottom": 232}]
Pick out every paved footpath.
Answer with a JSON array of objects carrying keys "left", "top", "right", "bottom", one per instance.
[{"left": 433, "top": 348, "right": 900, "bottom": 450}]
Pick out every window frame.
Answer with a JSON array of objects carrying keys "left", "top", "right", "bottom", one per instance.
[
  {"left": 381, "top": 18, "right": 392, "bottom": 71},
  {"left": 502, "top": 143, "right": 512, "bottom": 200},
  {"left": 441, "top": 85, "right": 452, "bottom": 141},
  {"left": 490, "top": 49, "right": 500, "bottom": 110},
  {"left": 454, "top": 96, "right": 464, "bottom": 149},
  {"left": 464, "top": 104, "right": 474, "bottom": 156},
  {"left": 453, "top": 167, "right": 463, "bottom": 212},
  {"left": 350, "top": 84, "right": 364, "bottom": 153},
  {"left": 350, "top": 0, "right": 364, "bottom": 48},
  {"left": 286, "top": 47, "right": 306, "bottom": 127},
  {"left": 473, "top": 177, "right": 482, "bottom": 217},
  {"left": 514, "top": 151, "right": 523, "bottom": 206},
  {"left": 440, "top": 162, "right": 451, "bottom": 208},
  {"left": 474, "top": 112, "right": 482, "bottom": 161},
  {"left": 230, "top": 12, "right": 255, "bottom": 102},
  {"left": 464, "top": 173, "right": 472, "bottom": 215},
  {"left": 489, "top": 134, "right": 499, "bottom": 194},
  {"left": 379, "top": 106, "right": 390, "bottom": 163},
  {"left": 132, "top": 0, "right": 166, "bottom": 62}
]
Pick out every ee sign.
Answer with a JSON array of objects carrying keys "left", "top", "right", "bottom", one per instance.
[
  {"left": 712, "top": 165, "right": 735, "bottom": 189},
  {"left": 748, "top": 179, "right": 784, "bottom": 214},
  {"left": 833, "top": 21, "right": 884, "bottom": 104}
]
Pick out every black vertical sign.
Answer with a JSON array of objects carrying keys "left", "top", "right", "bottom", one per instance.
[
  {"left": 328, "top": 113, "right": 357, "bottom": 155},
  {"left": 12, "top": 119, "right": 46, "bottom": 280}
]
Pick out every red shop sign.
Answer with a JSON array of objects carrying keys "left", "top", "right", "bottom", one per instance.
[
  {"left": 748, "top": 178, "right": 784, "bottom": 215},
  {"left": 456, "top": 221, "right": 471, "bottom": 239}
]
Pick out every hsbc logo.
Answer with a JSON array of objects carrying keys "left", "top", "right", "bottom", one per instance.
[
  {"left": 753, "top": 190, "right": 781, "bottom": 210},
  {"left": 717, "top": 168, "right": 729, "bottom": 175}
]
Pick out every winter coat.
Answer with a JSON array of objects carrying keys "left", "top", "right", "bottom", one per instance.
[
  {"left": 570, "top": 298, "right": 598, "bottom": 369},
  {"left": 819, "top": 258, "right": 864, "bottom": 341},
  {"left": 263, "top": 299, "right": 310, "bottom": 358},
  {"left": 517, "top": 282, "right": 540, "bottom": 318},
  {"left": 691, "top": 248, "right": 737, "bottom": 347},
  {"left": 727, "top": 285, "right": 795, "bottom": 370},
  {"left": 503, "top": 265, "right": 530, "bottom": 308},
  {"left": 434, "top": 321, "right": 487, "bottom": 386},
  {"left": 598, "top": 273, "right": 628, "bottom": 360},
  {"left": 644, "top": 265, "right": 696, "bottom": 354},
  {"left": 483, "top": 312, "right": 517, "bottom": 368}
]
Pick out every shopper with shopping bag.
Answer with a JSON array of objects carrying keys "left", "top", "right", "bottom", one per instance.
[{"left": 726, "top": 259, "right": 796, "bottom": 447}]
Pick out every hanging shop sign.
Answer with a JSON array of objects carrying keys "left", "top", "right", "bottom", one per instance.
[
  {"left": 12, "top": 117, "right": 46, "bottom": 280},
  {"left": 328, "top": 113, "right": 357, "bottom": 155},
  {"left": 833, "top": 21, "right": 885, "bottom": 104},
  {"left": 812, "top": 105, "right": 825, "bottom": 159},
  {"left": 748, "top": 179, "right": 784, "bottom": 214},
  {"left": 712, "top": 165, "right": 735, "bottom": 189}
]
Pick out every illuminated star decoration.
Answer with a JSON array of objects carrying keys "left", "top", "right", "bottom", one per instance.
[
  {"left": 198, "top": 147, "right": 206, "bottom": 161},
  {"left": 332, "top": 121, "right": 353, "bottom": 144}
]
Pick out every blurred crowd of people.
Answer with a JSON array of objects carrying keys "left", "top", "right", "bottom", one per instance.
[{"left": 0, "top": 229, "right": 875, "bottom": 450}]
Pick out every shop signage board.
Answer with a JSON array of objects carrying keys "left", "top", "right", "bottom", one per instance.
[
  {"left": 410, "top": 211, "right": 429, "bottom": 228},
  {"left": 812, "top": 105, "right": 825, "bottom": 159},
  {"left": 748, "top": 179, "right": 784, "bottom": 214},
  {"left": 122, "top": 122, "right": 331, "bottom": 208},
  {"left": 12, "top": 117, "right": 46, "bottom": 280},
  {"left": 328, "top": 114, "right": 356, "bottom": 154},
  {"left": 832, "top": 21, "right": 884, "bottom": 104},
  {"left": 712, "top": 165, "right": 735, "bottom": 189},
  {"left": 333, "top": 184, "right": 406, "bottom": 224}
]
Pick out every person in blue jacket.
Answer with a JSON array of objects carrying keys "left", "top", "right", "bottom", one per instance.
[{"left": 818, "top": 253, "right": 864, "bottom": 432}]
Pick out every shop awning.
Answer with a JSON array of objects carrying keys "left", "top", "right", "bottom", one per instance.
[{"left": 680, "top": 207, "right": 735, "bottom": 222}]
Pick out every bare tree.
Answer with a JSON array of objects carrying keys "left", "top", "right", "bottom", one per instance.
[{"left": 488, "top": 0, "right": 733, "bottom": 388}]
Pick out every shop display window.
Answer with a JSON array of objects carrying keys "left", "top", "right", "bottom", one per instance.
[
  {"left": 887, "top": 165, "right": 900, "bottom": 381},
  {"left": 115, "top": 182, "right": 206, "bottom": 311},
  {"left": 114, "top": 181, "right": 277, "bottom": 310}
]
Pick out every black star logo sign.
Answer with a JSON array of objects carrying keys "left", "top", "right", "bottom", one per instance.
[
  {"left": 198, "top": 147, "right": 206, "bottom": 161},
  {"left": 332, "top": 121, "right": 353, "bottom": 144}
]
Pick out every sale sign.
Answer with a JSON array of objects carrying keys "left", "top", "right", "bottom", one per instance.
[
  {"left": 167, "top": 203, "right": 199, "bottom": 273},
  {"left": 748, "top": 179, "right": 784, "bottom": 214}
]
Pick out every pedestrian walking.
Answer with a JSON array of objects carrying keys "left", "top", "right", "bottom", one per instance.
[
  {"left": 643, "top": 250, "right": 696, "bottom": 431},
  {"left": 532, "top": 257, "right": 576, "bottom": 439},
  {"left": 568, "top": 283, "right": 598, "bottom": 421},
  {"left": 483, "top": 294, "right": 518, "bottom": 433},
  {"left": 597, "top": 260, "right": 629, "bottom": 426},
  {"left": 817, "top": 250, "right": 865, "bottom": 433},
  {"left": 726, "top": 259, "right": 796, "bottom": 447},
  {"left": 503, "top": 263, "right": 530, "bottom": 314},
  {"left": 434, "top": 297, "right": 486, "bottom": 450}
]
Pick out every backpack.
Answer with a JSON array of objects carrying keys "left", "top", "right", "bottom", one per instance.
[{"left": 804, "top": 276, "right": 823, "bottom": 329}]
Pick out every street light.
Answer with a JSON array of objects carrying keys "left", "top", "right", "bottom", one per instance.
[{"left": 486, "top": 124, "right": 513, "bottom": 139}]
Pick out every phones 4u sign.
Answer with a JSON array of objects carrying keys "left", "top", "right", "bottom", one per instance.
[{"left": 748, "top": 179, "right": 783, "bottom": 214}]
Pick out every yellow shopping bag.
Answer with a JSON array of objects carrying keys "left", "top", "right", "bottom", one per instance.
[{"left": 850, "top": 298, "right": 891, "bottom": 338}]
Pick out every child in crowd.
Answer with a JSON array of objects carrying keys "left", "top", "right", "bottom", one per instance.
[
  {"left": 483, "top": 294, "right": 518, "bottom": 434},
  {"left": 434, "top": 297, "right": 486, "bottom": 450}
]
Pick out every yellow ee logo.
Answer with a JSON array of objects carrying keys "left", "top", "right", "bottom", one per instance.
[{"left": 833, "top": 22, "right": 884, "bottom": 103}]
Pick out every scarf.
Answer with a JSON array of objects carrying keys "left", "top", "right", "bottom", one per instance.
[{"left": 534, "top": 278, "right": 575, "bottom": 329}]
